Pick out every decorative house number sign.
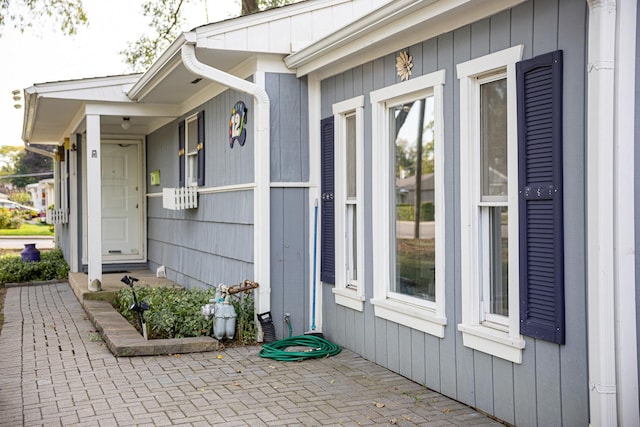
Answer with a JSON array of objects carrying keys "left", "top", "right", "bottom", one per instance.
[{"left": 229, "top": 101, "right": 248, "bottom": 148}]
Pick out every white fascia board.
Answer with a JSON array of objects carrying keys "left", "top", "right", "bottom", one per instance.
[
  {"left": 84, "top": 102, "right": 180, "bottom": 118},
  {"left": 26, "top": 75, "right": 140, "bottom": 95},
  {"left": 127, "top": 32, "right": 196, "bottom": 101},
  {"left": 287, "top": 0, "right": 526, "bottom": 78},
  {"left": 195, "top": 0, "right": 358, "bottom": 40}
]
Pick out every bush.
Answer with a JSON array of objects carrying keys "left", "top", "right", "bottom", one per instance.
[
  {"left": 0, "top": 207, "right": 23, "bottom": 229},
  {"left": 396, "top": 204, "right": 414, "bottom": 221},
  {"left": 396, "top": 202, "right": 435, "bottom": 221},
  {"left": 11, "top": 192, "right": 33, "bottom": 206},
  {"left": 420, "top": 202, "right": 434, "bottom": 221},
  {"left": 0, "top": 248, "right": 69, "bottom": 284},
  {"left": 115, "top": 286, "right": 258, "bottom": 343}
]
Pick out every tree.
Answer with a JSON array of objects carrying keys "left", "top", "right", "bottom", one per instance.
[
  {"left": 0, "top": 0, "right": 87, "bottom": 36},
  {"left": 0, "top": 145, "right": 20, "bottom": 176},
  {"left": 122, "top": 0, "right": 300, "bottom": 72},
  {"left": 12, "top": 149, "right": 52, "bottom": 188}
]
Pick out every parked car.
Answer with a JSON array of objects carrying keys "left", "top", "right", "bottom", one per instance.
[{"left": 0, "top": 201, "right": 40, "bottom": 218}]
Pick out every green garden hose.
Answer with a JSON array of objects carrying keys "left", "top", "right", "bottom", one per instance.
[{"left": 258, "top": 335, "right": 342, "bottom": 361}]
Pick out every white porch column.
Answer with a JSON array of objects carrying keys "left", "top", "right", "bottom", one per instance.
[
  {"left": 86, "top": 114, "right": 102, "bottom": 291},
  {"left": 69, "top": 135, "right": 79, "bottom": 273}
]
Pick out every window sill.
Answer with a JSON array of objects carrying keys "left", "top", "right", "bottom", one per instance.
[
  {"left": 457, "top": 323, "right": 525, "bottom": 364},
  {"left": 371, "top": 298, "right": 446, "bottom": 338},
  {"left": 332, "top": 288, "right": 364, "bottom": 312}
]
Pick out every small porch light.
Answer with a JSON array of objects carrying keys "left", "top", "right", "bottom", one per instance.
[{"left": 121, "top": 117, "right": 131, "bottom": 130}]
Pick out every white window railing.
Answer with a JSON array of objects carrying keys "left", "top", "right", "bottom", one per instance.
[
  {"left": 46, "top": 209, "right": 68, "bottom": 224},
  {"left": 162, "top": 187, "right": 198, "bottom": 210}
]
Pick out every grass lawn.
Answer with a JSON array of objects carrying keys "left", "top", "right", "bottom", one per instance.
[{"left": 0, "top": 222, "right": 53, "bottom": 236}]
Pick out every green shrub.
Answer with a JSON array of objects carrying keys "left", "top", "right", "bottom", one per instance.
[
  {"left": 10, "top": 192, "right": 32, "bottom": 206},
  {"left": 396, "top": 204, "right": 414, "bottom": 221},
  {"left": 0, "top": 207, "right": 23, "bottom": 229},
  {"left": 230, "top": 292, "right": 257, "bottom": 345},
  {"left": 420, "top": 202, "right": 434, "bottom": 221},
  {"left": 0, "top": 248, "right": 69, "bottom": 284},
  {"left": 115, "top": 286, "right": 258, "bottom": 343},
  {"left": 396, "top": 202, "right": 435, "bottom": 221}
]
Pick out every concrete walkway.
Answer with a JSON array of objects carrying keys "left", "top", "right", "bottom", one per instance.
[{"left": 0, "top": 282, "right": 503, "bottom": 426}]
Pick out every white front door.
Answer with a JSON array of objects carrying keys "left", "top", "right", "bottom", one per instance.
[{"left": 100, "top": 141, "right": 143, "bottom": 260}]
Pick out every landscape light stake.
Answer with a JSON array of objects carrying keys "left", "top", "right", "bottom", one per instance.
[{"left": 121, "top": 275, "right": 149, "bottom": 339}]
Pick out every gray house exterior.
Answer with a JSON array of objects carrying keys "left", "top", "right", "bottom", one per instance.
[{"left": 21, "top": 0, "right": 639, "bottom": 425}]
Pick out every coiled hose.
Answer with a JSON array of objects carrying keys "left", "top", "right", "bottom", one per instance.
[{"left": 259, "top": 335, "right": 342, "bottom": 361}]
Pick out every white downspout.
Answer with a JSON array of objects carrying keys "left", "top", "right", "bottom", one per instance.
[
  {"left": 181, "top": 42, "right": 271, "bottom": 317},
  {"left": 614, "top": 0, "right": 638, "bottom": 425},
  {"left": 586, "top": 0, "right": 618, "bottom": 425}
]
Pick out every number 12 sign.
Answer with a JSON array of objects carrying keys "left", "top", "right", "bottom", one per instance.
[{"left": 229, "top": 101, "right": 248, "bottom": 148}]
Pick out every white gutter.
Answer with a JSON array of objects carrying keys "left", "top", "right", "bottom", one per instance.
[
  {"left": 586, "top": 0, "right": 618, "bottom": 425},
  {"left": 180, "top": 40, "right": 272, "bottom": 318},
  {"left": 24, "top": 142, "right": 55, "bottom": 159}
]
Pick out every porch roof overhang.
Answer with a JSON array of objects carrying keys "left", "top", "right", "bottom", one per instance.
[{"left": 285, "top": 0, "right": 527, "bottom": 79}]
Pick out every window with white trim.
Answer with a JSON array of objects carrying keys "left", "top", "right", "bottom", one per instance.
[
  {"left": 185, "top": 113, "right": 199, "bottom": 186},
  {"left": 457, "top": 45, "right": 525, "bottom": 363},
  {"left": 332, "top": 96, "right": 365, "bottom": 311},
  {"left": 370, "top": 70, "right": 446, "bottom": 337},
  {"left": 178, "top": 111, "right": 205, "bottom": 188}
]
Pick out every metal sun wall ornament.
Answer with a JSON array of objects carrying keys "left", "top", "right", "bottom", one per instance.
[
  {"left": 229, "top": 101, "right": 248, "bottom": 148},
  {"left": 396, "top": 50, "right": 414, "bottom": 81}
]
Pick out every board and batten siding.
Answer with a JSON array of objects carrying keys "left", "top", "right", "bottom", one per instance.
[
  {"left": 319, "top": 0, "right": 588, "bottom": 425},
  {"left": 146, "top": 88, "right": 255, "bottom": 289},
  {"left": 267, "top": 73, "right": 311, "bottom": 338}
]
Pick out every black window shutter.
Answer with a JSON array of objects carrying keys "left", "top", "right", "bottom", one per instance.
[
  {"left": 517, "top": 50, "right": 565, "bottom": 344},
  {"left": 320, "top": 116, "right": 335, "bottom": 284},
  {"left": 197, "top": 110, "right": 205, "bottom": 186},
  {"left": 178, "top": 120, "right": 185, "bottom": 187}
]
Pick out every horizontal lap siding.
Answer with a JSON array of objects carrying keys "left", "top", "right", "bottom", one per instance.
[
  {"left": 146, "top": 88, "right": 255, "bottom": 290},
  {"left": 319, "top": 0, "right": 588, "bottom": 425}
]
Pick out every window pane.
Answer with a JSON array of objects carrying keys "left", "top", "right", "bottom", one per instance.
[
  {"left": 490, "top": 206, "right": 509, "bottom": 316},
  {"left": 480, "top": 78, "right": 508, "bottom": 198},
  {"left": 392, "top": 97, "right": 436, "bottom": 301},
  {"left": 346, "top": 204, "right": 357, "bottom": 283},
  {"left": 346, "top": 115, "right": 356, "bottom": 199},
  {"left": 187, "top": 119, "right": 198, "bottom": 153}
]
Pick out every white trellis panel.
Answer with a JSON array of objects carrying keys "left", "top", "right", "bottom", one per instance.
[{"left": 162, "top": 187, "right": 198, "bottom": 210}]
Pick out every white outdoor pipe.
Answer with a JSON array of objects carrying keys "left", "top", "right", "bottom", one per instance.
[
  {"left": 180, "top": 41, "right": 272, "bottom": 318},
  {"left": 586, "top": 0, "right": 617, "bottom": 425}
]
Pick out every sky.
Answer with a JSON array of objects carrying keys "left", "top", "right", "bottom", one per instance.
[{"left": 0, "top": 0, "right": 241, "bottom": 147}]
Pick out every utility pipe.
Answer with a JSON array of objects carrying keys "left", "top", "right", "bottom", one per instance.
[{"left": 180, "top": 41, "right": 272, "bottom": 319}]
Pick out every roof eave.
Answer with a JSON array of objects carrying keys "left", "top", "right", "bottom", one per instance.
[
  {"left": 127, "top": 32, "right": 197, "bottom": 102},
  {"left": 286, "top": 0, "right": 527, "bottom": 77}
]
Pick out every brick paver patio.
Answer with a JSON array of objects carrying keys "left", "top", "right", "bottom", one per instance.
[{"left": 0, "top": 283, "right": 503, "bottom": 426}]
